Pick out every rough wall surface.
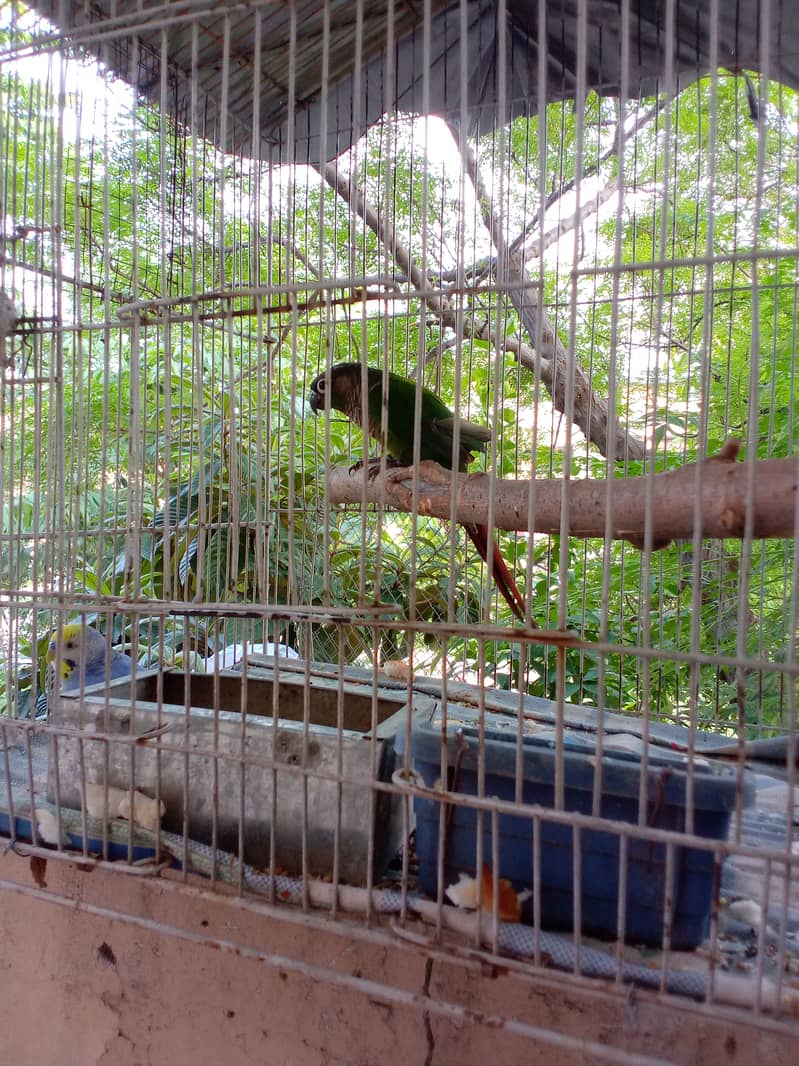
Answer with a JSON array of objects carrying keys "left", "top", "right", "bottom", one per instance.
[{"left": 0, "top": 851, "right": 792, "bottom": 1066}]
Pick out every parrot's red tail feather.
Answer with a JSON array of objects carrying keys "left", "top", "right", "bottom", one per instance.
[{"left": 465, "top": 523, "right": 533, "bottom": 625}]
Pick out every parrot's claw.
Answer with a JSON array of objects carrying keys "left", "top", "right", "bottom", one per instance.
[{"left": 349, "top": 456, "right": 405, "bottom": 481}]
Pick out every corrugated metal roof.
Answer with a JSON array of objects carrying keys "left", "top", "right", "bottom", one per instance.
[{"left": 25, "top": 0, "right": 799, "bottom": 162}]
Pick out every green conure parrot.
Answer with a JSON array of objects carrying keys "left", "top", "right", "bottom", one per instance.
[{"left": 309, "top": 362, "right": 530, "bottom": 623}]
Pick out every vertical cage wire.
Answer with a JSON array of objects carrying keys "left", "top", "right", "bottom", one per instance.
[{"left": 0, "top": 0, "right": 796, "bottom": 1035}]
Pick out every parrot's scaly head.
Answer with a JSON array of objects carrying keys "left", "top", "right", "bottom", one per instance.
[
  {"left": 308, "top": 362, "right": 366, "bottom": 421},
  {"left": 46, "top": 623, "right": 107, "bottom": 682}
]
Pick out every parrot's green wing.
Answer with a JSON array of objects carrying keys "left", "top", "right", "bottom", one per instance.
[
  {"left": 422, "top": 414, "right": 491, "bottom": 471},
  {"left": 433, "top": 416, "right": 492, "bottom": 441}
]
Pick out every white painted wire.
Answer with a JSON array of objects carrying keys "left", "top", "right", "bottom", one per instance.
[{"left": 0, "top": 0, "right": 796, "bottom": 1038}]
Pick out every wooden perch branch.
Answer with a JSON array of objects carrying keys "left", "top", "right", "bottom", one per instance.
[{"left": 325, "top": 451, "right": 798, "bottom": 546}]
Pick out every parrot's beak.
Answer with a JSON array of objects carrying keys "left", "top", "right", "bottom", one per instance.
[{"left": 308, "top": 387, "right": 323, "bottom": 414}]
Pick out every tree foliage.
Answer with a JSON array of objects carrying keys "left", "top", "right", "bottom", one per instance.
[{"left": 1, "top": 40, "right": 796, "bottom": 733}]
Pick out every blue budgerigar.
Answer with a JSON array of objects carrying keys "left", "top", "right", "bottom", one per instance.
[{"left": 46, "top": 623, "right": 135, "bottom": 693}]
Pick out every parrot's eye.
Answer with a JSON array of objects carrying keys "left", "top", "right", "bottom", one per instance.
[{"left": 316, "top": 377, "right": 326, "bottom": 393}]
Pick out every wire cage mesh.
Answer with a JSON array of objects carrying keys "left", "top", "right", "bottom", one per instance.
[{"left": 0, "top": 0, "right": 798, "bottom": 1047}]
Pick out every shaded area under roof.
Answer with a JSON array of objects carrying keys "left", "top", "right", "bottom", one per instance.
[{"left": 26, "top": 0, "right": 799, "bottom": 161}]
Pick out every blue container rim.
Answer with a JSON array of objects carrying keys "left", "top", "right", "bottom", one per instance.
[{"left": 410, "top": 702, "right": 752, "bottom": 812}]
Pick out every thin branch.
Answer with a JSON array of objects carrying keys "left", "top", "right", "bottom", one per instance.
[
  {"left": 320, "top": 162, "right": 452, "bottom": 322},
  {"left": 514, "top": 98, "right": 666, "bottom": 259},
  {"left": 530, "top": 179, "right": 619, "bottom": 257},
  {"left": 425, "top": 177, "right": 617, "bottom": 285}
]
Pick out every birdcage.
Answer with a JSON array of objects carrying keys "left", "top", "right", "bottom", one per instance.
[{"left": 0, "top": 0, "right": 798, "bottom": 1061}]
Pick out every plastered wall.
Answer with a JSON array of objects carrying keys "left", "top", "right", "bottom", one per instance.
[{"left": 0, "top": 850, "right": 793, "bottom": 1066}]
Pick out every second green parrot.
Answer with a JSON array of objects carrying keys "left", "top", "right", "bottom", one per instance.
[{"left": 309, "top": 362, "right": 530, "bottom": 623}]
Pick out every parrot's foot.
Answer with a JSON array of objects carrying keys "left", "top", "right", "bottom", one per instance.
[
  {"left": 416, "top": 459, "right": 452, "bottom": 485},
  {"left": 349, "top": 456, "right": 405, "bottom": 481},
  {"left": 383, "top": 460, "right": 451, "bottom": 510},
  {"left": 383, "top": 466, "right": 415, "bottom": 509}
]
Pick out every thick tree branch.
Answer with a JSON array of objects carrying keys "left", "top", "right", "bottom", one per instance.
[
  {"left": 452, "top": 127, "right": 648, "bottom": 462},
  {"left": 320, "top": 162, "right": 452, "bottom": 321},
  {"left": 321, "top": 156, "right": 647, "bottom": 461},
  {"left": 325, "top": 452, "right": 798, "bottom": 547}
]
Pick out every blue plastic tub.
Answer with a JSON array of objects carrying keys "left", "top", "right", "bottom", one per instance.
[{"left": 411, "top": 703, "right": 750, "bottom": 948}]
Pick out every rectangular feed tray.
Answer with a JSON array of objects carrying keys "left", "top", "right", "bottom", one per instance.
[{"left": 48, "top": 665, "right": 408, "bottom": 885}]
